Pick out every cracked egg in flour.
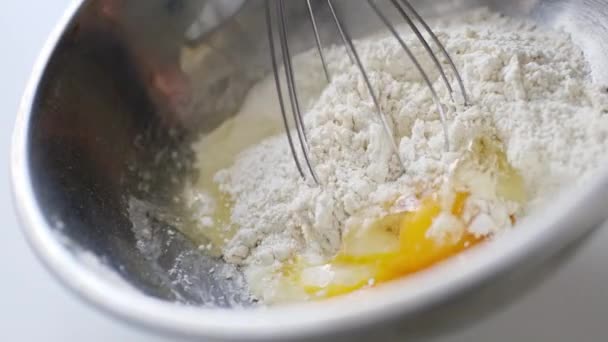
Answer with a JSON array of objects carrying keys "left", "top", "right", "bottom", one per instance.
[{"left": 245, "top": 135, "right": 526, "bottom": 302}]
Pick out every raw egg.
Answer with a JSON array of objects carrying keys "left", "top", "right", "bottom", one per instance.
[{"left": 288, "top": 191, "right": 482, "bottom": 299}]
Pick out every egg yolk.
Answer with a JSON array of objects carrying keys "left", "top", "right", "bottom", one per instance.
[{"left": 285, "top": 192, "right": 482, "bottom": 299}]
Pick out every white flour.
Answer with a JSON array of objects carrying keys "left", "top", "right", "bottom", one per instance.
[{"left": 190, "top": 9, "right": 608, "bottom": 301}]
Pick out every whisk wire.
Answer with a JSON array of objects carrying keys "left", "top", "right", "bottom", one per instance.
[
  {"left": 390, "top": 0, "right": 455, "bottom": 102},
  {"left": 307, "top": 0, "right": 331, "bottom": 82},
  {"left": 276, "top": 0, "right": 320, "bottom": 184},
  {"left": 265, "top": 0, "right": 306, "bottom": 180},
  {"left": 397, "top": 0, "right": 469, "bottom": 105},
  {"left": 369, "top": 0, "right": 450, "bottom": 151},
  {"left": 277, "top": 1, "right": 307, "bottom": 144},
  {"left": 327, "top": 0, "right": 406, "bottom": 170}
]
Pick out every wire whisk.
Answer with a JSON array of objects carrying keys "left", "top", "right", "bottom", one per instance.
[{"left": 265, "top": 0, "right": 468, "bottom": 185}]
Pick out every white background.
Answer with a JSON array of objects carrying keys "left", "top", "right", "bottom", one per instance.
[{"left": 1, "top": 1, "right": 606, "bottom": 341}]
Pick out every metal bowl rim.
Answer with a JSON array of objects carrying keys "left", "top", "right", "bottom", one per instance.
[{"left": 11, "top": 1, "right": 608, "bottom": 340}]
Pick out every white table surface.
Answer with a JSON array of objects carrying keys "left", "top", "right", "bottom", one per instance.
[{"left": 1, "top": 1, "right": 606, "bottom": 341}]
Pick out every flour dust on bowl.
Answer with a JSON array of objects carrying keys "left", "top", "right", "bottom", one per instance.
[{"left": 11, "top": 0, "right": 608, "bottom": 341}]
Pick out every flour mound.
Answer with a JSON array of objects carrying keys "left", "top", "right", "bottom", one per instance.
[{"left": 201, "top": 9, "right": 608, "bottom": 301}]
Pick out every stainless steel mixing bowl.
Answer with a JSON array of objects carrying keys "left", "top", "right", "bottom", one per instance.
[{"left": 11, "top": 0, "right": 608, "bottom": 341}]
